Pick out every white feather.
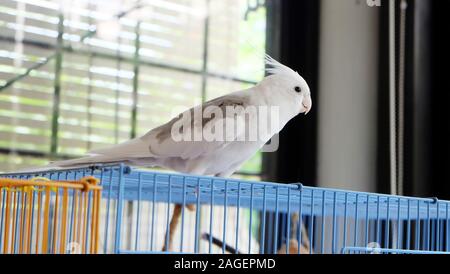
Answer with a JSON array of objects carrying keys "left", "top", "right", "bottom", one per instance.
[{"left": 265, "top": 54, "right": 300, "bottom": 80}]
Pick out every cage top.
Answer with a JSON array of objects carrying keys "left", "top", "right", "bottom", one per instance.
[
  {"left": 1, "top": 163, "right": 445, "bottom": 201},
  {"left": 2, "top": 164, "right": 450, "bottom": 219}
]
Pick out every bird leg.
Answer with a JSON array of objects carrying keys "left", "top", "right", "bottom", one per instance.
[
  {"left": 277, "top": 213, "right": 313, "bottom": 254},
  {"left": 277, "top": 239, "right": 310, "bottom": 254},
  {"left": 162, "top": 204, "right": 195, "bottom": 252},
  {"left": 161, "top": 170, "right": 232, "bottom": 252}
]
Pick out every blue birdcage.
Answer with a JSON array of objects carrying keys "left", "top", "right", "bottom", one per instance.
[{"left": 1, "top": 164, "right": 449, "bottom": 254}]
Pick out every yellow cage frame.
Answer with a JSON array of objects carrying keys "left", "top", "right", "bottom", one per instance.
[{"left": 0, "top": 176, "right": 102, "bottom": 254}]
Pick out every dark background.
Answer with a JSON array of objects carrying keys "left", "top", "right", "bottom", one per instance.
[{"left": 263, "top": 0, "right": 450, "bottom": 199}]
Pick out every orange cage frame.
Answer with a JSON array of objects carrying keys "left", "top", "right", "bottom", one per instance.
[{"left": 0, "top": 176, "right": 102, "bottom": 254}]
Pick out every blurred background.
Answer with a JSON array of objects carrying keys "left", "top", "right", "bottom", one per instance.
[{"left": 0, "top": 0, "right": 449, "bottom": 198}]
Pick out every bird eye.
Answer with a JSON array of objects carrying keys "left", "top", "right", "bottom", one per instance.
[{"left": 294, "top": 86, "right": 301, "bottom": 93}]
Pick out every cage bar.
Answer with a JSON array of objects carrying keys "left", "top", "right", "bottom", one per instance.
[{"left": 0, "top": 176, "right": 102, "bottom": 254}]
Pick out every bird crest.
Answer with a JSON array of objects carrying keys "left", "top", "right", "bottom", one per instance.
[{"left": 265, "top": 54, "right": 300, "bottom": 80}]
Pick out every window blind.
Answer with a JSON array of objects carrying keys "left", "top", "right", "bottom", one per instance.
[{"left": 0, "top": 0, "right": 266, "bottom": 175}]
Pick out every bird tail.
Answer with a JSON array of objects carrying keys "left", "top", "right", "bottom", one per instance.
[
  {"left": 50, "top": 154, "right": 124, "bottom": 167},
  {"left": 13, "top": 155, "right": 128, "bottom": 174}
]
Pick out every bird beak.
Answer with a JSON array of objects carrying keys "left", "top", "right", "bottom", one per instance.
[
  {"left": 302, "top": 96, "right": 312, "bottom": 115},
  {"left": 304, "top": 106, "right": 310, "bottom": 115}
]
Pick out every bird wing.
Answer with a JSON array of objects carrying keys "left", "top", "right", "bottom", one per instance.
[{"left": 87, "top": 93, "right": 253, "bottom": 161}]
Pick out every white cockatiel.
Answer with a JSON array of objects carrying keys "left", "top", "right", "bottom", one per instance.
[
  {"left": 46, "top": 56, "right": 311, "bottom": 173},
  {"left": 29, "top": 55, "right": 312, "bottom": 252}
]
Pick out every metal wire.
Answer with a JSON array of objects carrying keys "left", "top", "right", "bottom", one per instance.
[
  {"left": 0, "top": 176, "right": 101, "bottom": 254},
  {"left": 389, "top": 0, "right": 397, "bottom": 196},
  {"left": 397, "top": 0, "right": 408, "bottom": 196}
]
